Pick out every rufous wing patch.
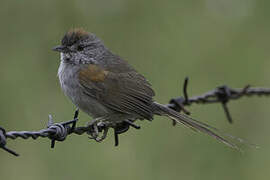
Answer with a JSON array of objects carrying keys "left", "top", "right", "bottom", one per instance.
[{"left": 79, "top": 64, "right": 109, "bottom": 83}]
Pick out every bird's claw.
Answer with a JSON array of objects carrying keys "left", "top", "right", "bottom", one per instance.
[{"left": 87, "top": 120, "right": 109, "bottom": 142}]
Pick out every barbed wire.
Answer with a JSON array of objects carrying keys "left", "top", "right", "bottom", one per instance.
[
  {"left": 166, "top": 77, "right": 270, "bottom": 124},
  {"left": 1, "top": 77, "right": 270, "bottom": 157}
]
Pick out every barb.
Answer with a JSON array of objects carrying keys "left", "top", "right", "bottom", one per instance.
[
  {"left": 1, "top": 77, "right": 270, "bottom": 156},
  {"left": 167, "top": 78, "right": 270, "bottom": 123},
  {"left": 0, "top": 126, "right": 19, "bottom": 156}
]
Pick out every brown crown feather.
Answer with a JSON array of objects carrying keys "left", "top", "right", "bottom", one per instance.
[
  {"left": 67, "top": 28, "right": 89, "bottom": 37},
  {"left": 61, "top": 28, "right": 90, "bottom": 46}
]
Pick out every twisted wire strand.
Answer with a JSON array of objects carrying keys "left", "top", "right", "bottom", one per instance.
[
  {"left": 1, "top": 81, "right": 270, "bottom": 156},
  {"left": 4, "top": 86, "right": 270, "bottom": 141},
  {"left": 5, "top": 125, "right": 91, "bottom": 140},
  {"left": 187, "top": 87, "right": 270, "bottom": 104}
]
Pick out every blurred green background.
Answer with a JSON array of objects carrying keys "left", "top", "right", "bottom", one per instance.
[{"left": 1, "top": 0, "right": 270, "bottom": 179}]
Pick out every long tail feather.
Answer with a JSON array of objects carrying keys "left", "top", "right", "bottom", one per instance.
[
  {"left": 153, "top": 102, "right": 244, "bottom": 150},
  {"left": 187, "top": 117, "right": 259, "bottom": 149}
]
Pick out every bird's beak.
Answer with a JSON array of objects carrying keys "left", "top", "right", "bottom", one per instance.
[{"left": 52, "top": 45, "right": 67, "bottom": 52}]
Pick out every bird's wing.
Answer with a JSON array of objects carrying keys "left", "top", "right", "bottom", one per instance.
[{"left": 78, "top": 64, "right": 155, "bottom": 120}]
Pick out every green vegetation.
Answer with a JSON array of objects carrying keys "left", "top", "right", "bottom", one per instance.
[{"left": 0, "top": 1, "right": 269, "bottom": 179}]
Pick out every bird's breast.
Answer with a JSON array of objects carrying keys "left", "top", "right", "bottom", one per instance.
[{"left": 58, "top": 61, "right": 109, "bottom": 118}]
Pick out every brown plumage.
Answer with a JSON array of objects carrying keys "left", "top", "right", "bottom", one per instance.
[
  {"left": 79, "top": 65, "right": 109, "bottom": 82},
  {"left": 53, "top": 28, "right": 247, "bottom": 150},
  {"left": 79, "top": 64, "right": 155, "bottom": 120}
]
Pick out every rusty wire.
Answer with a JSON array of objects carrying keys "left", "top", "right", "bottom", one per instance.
[{"left": 1, "top": 77, "right": 270, "bottom": 156}]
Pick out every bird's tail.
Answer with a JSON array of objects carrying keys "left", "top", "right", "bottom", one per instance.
[{"left": 152, "top": 102, "right": 255, "bottom": 150}]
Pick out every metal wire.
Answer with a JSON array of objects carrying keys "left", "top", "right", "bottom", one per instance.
[{"left": 1, "top": 77, "right": 270, "bottom": 156}]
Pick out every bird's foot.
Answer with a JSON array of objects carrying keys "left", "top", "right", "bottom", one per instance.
[
  {"left": 87, "top": 118, "right": 141, "bottom": 146},
  {"left": 94, "top": 125, "right": 109, "bottom": 142},
  {"left": 87, "top": 117, "right": 110, "bottom": 142}
]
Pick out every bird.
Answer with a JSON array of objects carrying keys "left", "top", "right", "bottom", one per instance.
[{"left": 52, "top": 28, "right": 239, "bottom": 149}]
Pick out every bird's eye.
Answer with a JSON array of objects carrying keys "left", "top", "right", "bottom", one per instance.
[{"left": 77, "top": 45, "right": 84, "bottom": 51}]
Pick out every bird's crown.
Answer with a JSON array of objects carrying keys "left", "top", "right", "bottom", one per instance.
[{"left": 61, "top": 28, "right": 95, "bottom": 46}]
